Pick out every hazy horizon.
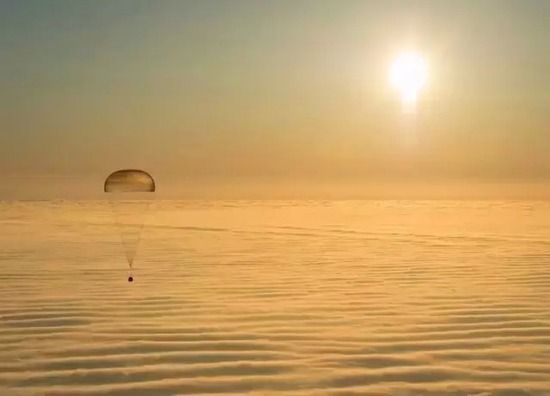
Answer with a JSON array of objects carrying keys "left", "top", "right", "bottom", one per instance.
[{"left": 4, "top": 176, "right": 550, "bottom": 201}]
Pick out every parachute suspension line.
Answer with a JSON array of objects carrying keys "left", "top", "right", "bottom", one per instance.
[{"left": 109, "top": 199, "right": 151, "bottom": 270}]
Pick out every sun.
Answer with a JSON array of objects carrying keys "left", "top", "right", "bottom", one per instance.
[{"left": 389, "top": 52, "right": 428, "bottom": 110}]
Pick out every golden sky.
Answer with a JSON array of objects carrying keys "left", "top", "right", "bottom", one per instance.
[{"left": 1, "top": 0, "right": 549, "bottom": 199}]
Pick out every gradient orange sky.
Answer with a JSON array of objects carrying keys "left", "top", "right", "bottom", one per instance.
[{"left": 1, "top": 0, "right": 549, "bottom": 199}]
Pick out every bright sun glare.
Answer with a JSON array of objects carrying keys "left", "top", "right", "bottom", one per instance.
[{"left": 390, "top": 52, "right": 427, "bottom": 111}]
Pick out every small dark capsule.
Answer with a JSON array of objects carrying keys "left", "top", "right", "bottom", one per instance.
[{"left": 128, "top": 276, "right": 134, "bottom": 282}]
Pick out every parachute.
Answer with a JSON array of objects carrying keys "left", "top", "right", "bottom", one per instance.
[{"left": 104, "top": 169, "right": 156, "bottom": 281}]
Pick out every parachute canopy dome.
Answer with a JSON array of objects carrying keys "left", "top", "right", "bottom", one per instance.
[{"left": 104, "top": 169, "right": 155, "bottom": 193}]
